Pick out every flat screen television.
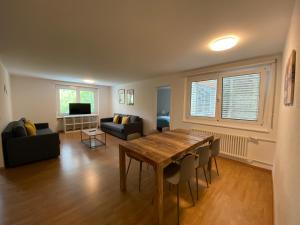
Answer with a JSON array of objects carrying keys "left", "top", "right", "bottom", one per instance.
[{"left": 69, "top": 103, "right": 91, "bottom": 115}]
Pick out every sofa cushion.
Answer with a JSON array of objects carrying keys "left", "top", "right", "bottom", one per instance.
[
  {"left": 2, "top": 120, "right": 28, "bottom": 151},
  {"left": 114, "top": 113, "right": 129, "bottom": 124},
  {"left": 129, "top": 115, "right": 139, "bottom": 123},
  {"left": 25, "top": 121, "right": 37, "bottom": 136},
  {"left": 26, "top": 120, "right": 36, "bottom": 129},
  {"left": 113, "top": 115, "right": 120, "bottom": 124},
  {"left": 121, "top": 116, "right": 130, "bottom": 125},
  {"left": 19, "top": 118, "right": 26, "bottom": 124},
  {"left": 5, "top": 120, "right": 27, "bottom": 138},
  {"left": 101, "top": 122, "right": 124, "bottom": 132},
  {"left": 36, "top": 128, "right": 53, "bottom": 136},
  {"left": 12, "top": 125, "right": 27, "bottom": 138}
]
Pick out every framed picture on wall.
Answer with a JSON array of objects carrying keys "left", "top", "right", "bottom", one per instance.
[
  {"left": 127, "top": 89, "right": 134, "bottom": 105},
  {"left": 118, "top": 89, "right": 125, "bottom": 104},
  {"left": 284, "top": 50, "right": 296, "bottom": 106}
]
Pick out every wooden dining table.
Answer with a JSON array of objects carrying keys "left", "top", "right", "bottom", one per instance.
[{"left": 119, "top": 129, "right": 214, "bottom": 225}]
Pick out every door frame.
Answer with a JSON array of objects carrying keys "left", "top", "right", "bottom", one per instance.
[{"left": 155, "top": 85, "right": 172, "bottom": 131}]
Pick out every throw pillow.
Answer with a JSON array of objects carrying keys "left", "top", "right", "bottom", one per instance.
[
  {"left": 25, "top": 121, "right": 37, "bottom": 136},
  {"left": 113, "top": 115, "right": 120, "bottom": 124},
  {"left": 121, "top": 116, "right": 130, "bottom": 125},
  {"left": 12, "top": 126, "right": 27, "bottom": 137},
  {"left": 26, "top": 120, "right": 36, "bottom": 130}
]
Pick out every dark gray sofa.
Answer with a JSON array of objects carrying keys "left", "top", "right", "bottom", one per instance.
[
  {"left": 100, "top": 114, "right": 143, "bottom": 140},
  {"left": 1, "top": 118, "right": 60, "bottom": 167}
]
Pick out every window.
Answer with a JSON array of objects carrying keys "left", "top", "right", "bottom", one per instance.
[
  {"left": 59, "top": 88, "right": 77, "bottom": 115},
  {"left": 80, "top": 90, "right": 95, "bottom": 113},
  {"left": 186, "top": 64, "right": 272, "bottom": 128},
  {"left": 56, "top": 85, "right": 98, "bottom": 116},
  {"left": 222, "top": 74, "right": 260, "bottom": 121},
  {"left": 190, "top": 80, "right": 217, "bottom": 117}
]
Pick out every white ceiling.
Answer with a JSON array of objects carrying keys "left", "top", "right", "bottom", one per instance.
[{"left": 0, "top": 0, "right": 295, "bottom": 86}]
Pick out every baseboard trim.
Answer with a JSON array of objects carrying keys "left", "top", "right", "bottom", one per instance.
[
  {"left": 220, "top": 154, "right": 273, "bottom": 171},
  {"left": 248, "top": 160, "right": 273, "bottom": 170}
]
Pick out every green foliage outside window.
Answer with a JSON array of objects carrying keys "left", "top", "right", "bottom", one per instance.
[
  {"left": 80, "top": 90, "right": 95, "bottom": 113},
  {"left": 59, "top": 89, "right": 76, "bottom": 114},
  {"left": 59, "top": 88, "right": 96, "bottom": 115}
]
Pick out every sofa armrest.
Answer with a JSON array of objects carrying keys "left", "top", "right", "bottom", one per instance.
[
  {"left": 100, "top": 117, "right": 113, "bottom": 123},
  {"left": 35, "top": 123, "right": 49, "bottom": 129}
]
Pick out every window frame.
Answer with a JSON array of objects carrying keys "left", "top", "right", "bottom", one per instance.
[
  {"left": 187, "top": 73, "right": 219, "bottom": 121},
  {"left": 219, "top": 67, "right": 267, "bottom": 125},
  {"left": 185, "top": 65, "right": 269, "bottom": 127},
  {"left": 57, "top": 86, "right": 77, "bottom": 116},
  {"left": 56, "top": 85, "right": 98, "bottom": 117},
  {"left": 190, "top": 78, "right": 218, "bottom": 118}
]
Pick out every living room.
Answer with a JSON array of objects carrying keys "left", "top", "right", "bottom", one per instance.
[{"left": 0, "top": 1, "right": 299, "bottom": 225}]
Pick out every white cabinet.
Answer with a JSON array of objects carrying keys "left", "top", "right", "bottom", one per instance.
[{"left": 63, "top": 114, "right": 99, "bottom": 133}]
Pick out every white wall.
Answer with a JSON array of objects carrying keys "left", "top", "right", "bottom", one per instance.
[
  {"left": 0, "top": 61, "right": 13, "bottom": 167},
  {"left": 11, "top": 75, "right": 112, "bottom": 131},
  {"left": 98, "top": 84, "right": 112, "bottom": 120},
  {"left": 273, "top": 0, "right": 300, "bottom": 225},
  {"left": 112, "top": 55, "right": 282, "bottom": 170}
]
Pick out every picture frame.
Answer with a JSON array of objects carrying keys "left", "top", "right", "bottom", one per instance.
[
  {"left": 127, "top": 89, "right": 134, "bottom": 105},
  {"left": 118, "top": 89, "right": 125, "bottom": 104},
  {"left": 284, "top": 50, "right": 296, "bottom": 106}
]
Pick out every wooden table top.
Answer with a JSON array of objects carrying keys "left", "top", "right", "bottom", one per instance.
[{"left": 119, "top": 129, "right": 213, "bottom": 166}]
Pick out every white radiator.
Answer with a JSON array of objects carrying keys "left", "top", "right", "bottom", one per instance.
[{"left": 191, "top": 129, "right": 249, "bottom": 160}]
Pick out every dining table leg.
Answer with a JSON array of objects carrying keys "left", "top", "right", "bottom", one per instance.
[
  {"left": 119, "top": 145, "right": 127, "bottom": 191},
  {"left": 154, "top": 164, "right": 164, "bottom": 225}
]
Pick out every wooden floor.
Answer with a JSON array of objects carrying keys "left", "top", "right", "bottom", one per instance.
[{"left": 0, "top": 133, "right": 273, "bottom": 225}]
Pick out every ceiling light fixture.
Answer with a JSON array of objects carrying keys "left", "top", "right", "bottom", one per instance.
[
  {"left": 83, "top": 79, "right": 95, "bottom": 84},
  {"left": 209, "top": 35, "right": 239, "bottom": 51}
]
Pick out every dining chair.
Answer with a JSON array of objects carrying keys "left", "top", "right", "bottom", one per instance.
[
  {"left": 209, "top": 138, "right": 220, "bottom": 183},
  {"left": 126, "top": 133, "right": 143, "bottom": 192},
  {"left": 126, "top": 131, "right": 158, "bottom": 192},
  {"left": 193, "top": 145, "right": 210, "bottom": 200},
  {"left": 164, "top": 154, "right": 195, "bottom": 225}
]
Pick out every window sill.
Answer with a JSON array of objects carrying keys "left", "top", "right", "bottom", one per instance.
[{"left": 182, "top": 118, "right": 271, "bottom": 133}]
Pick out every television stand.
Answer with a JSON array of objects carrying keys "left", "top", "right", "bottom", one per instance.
[{"left": 63, "top": 114, "right": 99, "bottom": 133}]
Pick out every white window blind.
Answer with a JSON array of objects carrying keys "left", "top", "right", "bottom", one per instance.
[
  {"left": 190, "top": 80, "right": 217, "bottom": 117},
  {"left": 222, "top": 74, "right": 260, "bottom": 121}
]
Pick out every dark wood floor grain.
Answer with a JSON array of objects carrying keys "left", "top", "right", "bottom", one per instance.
[{"left": 0, "top": 133, "right": 273, "bottom": 225}]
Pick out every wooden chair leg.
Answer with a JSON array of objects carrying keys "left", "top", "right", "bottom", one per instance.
[
  {"left": 203, "top": 166, "right": 209, "bottom": 188},
  {"left": 176, "top": 184, "right": 180, "bottom": 225},
  {"left": 195, "top": 168, "right": 199, "bottom": 200},
  {"left": 209, "top": 171, "right": 212, "bottom": 184},
  {"left": 208, "top": 157, "right": 212, "bottom": 184},
  {"left": 214, "top": 157, "right": 219, "bottom": 176},
  {"left": 126, "top": 158, "right": 132, "bottom": 175},
  {"left": 188, "top": 180, "right": 195, "bottom": 206},
  {"left": 139, "top": 161, "right": 143, "bottom": 192}
]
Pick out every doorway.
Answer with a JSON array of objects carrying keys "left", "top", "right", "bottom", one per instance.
[{"left": 156, "top": 86, "right": 171, "bottom": 132}]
